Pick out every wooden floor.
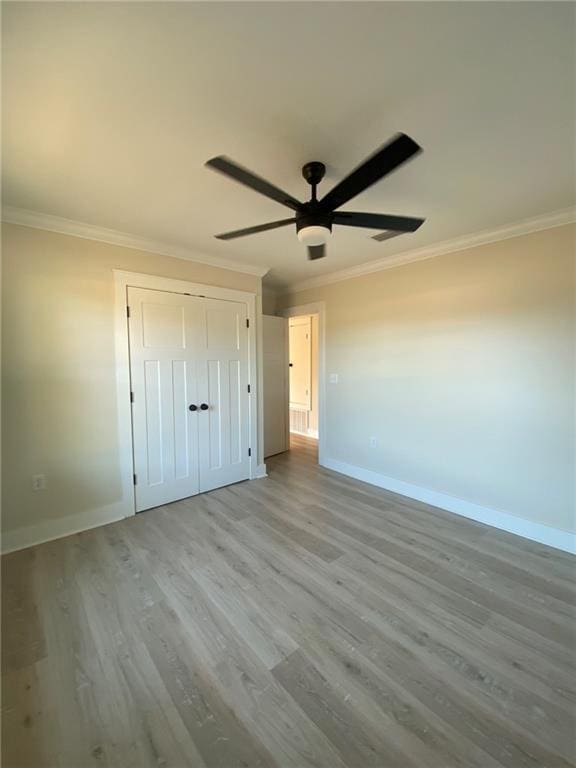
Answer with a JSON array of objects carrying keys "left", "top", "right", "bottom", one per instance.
[{"left": 2, "top": 434, "right": 575, "bottom": 768}]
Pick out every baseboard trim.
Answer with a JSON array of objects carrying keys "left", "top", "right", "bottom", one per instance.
[
  {"left": 322, "top": 457, "right": 575, "bottom": 555},
  {"left": 290, "top": 428, "right": 319, "bottom": 439},
  {"left": 1, "top": 502, "right": 128, "bottom": 555}
]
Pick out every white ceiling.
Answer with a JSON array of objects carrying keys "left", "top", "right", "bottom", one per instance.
[{"left": 3, "top": 2, "right": 575, "bottom": 289}]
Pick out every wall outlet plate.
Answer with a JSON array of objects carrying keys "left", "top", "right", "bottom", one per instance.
[
  {"left": 32, "top": 474, "right": 46, "bottom": 491},
  {"left": 369, "top": 437, "right": 378, "bottom": 447}
]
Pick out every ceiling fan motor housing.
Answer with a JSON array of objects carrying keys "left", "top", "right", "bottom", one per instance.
[{"left": 296, "top": 209, "right": 333, "bottom": 246}]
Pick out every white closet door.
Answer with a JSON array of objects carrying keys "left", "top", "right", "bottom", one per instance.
[
  {"left": 197, "top": 297, "right": 251, "bottom": 492},
  {"left": 128, "top": 287, "right": 201, "bottom": 511}
]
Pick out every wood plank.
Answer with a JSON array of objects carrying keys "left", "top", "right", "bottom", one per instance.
[{"left": 272, "top": 650, "right": 413, "bottom": 768}]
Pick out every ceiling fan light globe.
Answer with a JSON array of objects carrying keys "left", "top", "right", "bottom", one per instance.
[{"left": 297, "top": 225, "right": 332, "bottom": 247}]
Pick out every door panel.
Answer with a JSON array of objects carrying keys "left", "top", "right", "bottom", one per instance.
[
  {"left": 128, "top": 287, "right": 201, "bottom": 511},
  {"left": 263, "top": 315, "right": 288, "bottom": 458},
  {"left": 143, "top": 359, "right": 163, "bottom": 485},
  {"left": 228, "top": 359, "right": 242, "bottom": 465},
  {"left": 197, "top": 297, "right": 250, "bottom": 492},
  {"left": 142, "top": 303, "right": 186, "bottom": 348},
  {"left": 172, "top": 360, "right": 191, "bottom": 479}
]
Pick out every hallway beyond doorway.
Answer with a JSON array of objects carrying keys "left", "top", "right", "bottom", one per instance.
[{"left": 289, "top": 314, "right": 319, "bottom": 439}]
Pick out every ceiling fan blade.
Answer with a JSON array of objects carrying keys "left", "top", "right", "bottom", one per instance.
[
  {"left": 206, "top": 156, "right": 303, "bottom": 212},
  {"left": 319, "top": 133, "right": 422, "bottom": 212},
  {"left": 215, "top": 218, "right": 295, "bottom": 240},
  {"left": 372, "top": 231, "right": 404, "bottom": 243},
  {"left": 333, "top": 211, "right": 424, "bottom": 232},
  {"left": 307, "top": 244, "right": 326, "bottom": 260}
]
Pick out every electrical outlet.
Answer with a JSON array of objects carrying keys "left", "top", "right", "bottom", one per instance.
[
  {"left": 369, "top": 437, "right": 378, "bottom": 447},
  {"left": 32, "top": 474, "right": 46, "bottom": 491}
]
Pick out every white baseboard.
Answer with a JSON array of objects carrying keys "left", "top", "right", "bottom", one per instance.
[
  {"left": 322, "top": 457, "right": 575, "bottom": 555},
  {"left": 290, "top": 428, "right": 319, "bottom": 439},
  {"left": 1, "top": 502, "right": 128, "bottom": 554},
  {"left": 5, "top": 462, "right": 572, "bottom": 556}
]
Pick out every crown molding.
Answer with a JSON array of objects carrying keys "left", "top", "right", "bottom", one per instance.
[
  {"left": 1, "top": 206, "right": 270, "bottom": 278},
  {"left": 287, "top": 206, "right": 576, "bottom": 294}
]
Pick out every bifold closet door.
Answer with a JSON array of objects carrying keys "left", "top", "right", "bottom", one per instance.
[
  {"left": 197, "top": 297, "right": 251, "bottom": 492},
  {"left": 128, "top": 287, "right": 202, "bottom": 512}
]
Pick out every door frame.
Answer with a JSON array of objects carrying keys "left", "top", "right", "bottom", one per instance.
[
  {"left": 279, "top": 302, "right": 326, "bottom": 466},
  {"left": 113, "top": 269, "right": 264, "bottom": 518}
]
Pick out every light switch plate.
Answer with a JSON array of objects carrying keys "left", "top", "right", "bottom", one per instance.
[
  {"left": 32, "top": 474, "right": 46, "bottom": 491},
  {"left": 329, "top": 373, "right": 339, "bottom": 384}
]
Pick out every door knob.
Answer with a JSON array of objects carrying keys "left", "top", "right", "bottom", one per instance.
[
  {"left": 200, "top": 403, "right": 209, "bottom": 410},
  {"left": 189, "top": 404, "right": 198, "bottom": 411}
]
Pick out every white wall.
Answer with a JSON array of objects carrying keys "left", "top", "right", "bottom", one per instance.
[
  {"left": 279, "top": 225, "right": 575, "bottom": 542},
  {"left": 1, "top": 223, "right": 261, "bottom": 549}
]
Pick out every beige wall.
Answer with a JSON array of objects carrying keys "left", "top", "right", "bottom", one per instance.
[
  {"left": 262, "top": 287, "right": 278, "bottom": 315},
  {"left": 279, "top": 225, "right": 575, "bottom": 533},
  {"left": 1, "top": 223, "right": 261, "bottom": 540}
]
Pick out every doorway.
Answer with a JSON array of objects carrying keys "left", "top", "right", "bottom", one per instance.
[
  {"left": 288, "top": 314, "right": 319, "bottom": 445},
  {"left": 280, "top": 301, "right": 326, "bottom": 464}
]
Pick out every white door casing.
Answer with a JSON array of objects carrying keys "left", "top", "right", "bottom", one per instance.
[{"left": 128, "top": 287, "right": 251, "bottom": 511}]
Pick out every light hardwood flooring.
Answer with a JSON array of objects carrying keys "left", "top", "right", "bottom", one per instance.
[{"left": 2, "top": 434, "right": 575, "bottom": 767}]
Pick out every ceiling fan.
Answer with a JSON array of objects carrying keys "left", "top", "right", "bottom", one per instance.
[{"left": 205, "top": 133, "right": 425, "bottom": 260}]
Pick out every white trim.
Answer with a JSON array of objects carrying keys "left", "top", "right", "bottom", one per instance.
[
  {"left": 254, "top": 463, "right": 268, "bottom": 479},
  {"left": 289, "top": 207, "right": 576, "bottom": 293},
  {"left": 1, "top": 502, "right": 126, "bottom": 555},
  {"left": 289, "top": 427, "right": 319, "bottom": 439},
  {"left": 255, "top": 293, "right": 267, "bottom": 470},
  {"left": 323, "top": 457, "right": 576, "bottom": 555},
  {"left": 113, "top": 270, "right": 261, "bottom": 519},
  {"left": 280, "top": 302, "right": 326, "bottom": 466},
  {"left": 2, "top": 206, "right": 269, "bottom": 278}
]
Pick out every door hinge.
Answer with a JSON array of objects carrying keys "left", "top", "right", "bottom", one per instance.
[
  {"left": 133, "top": 473, "right": 137, "bottom": 485},
  {"left": 246, "top": 318, "right": 250, "bottom": 329},
  {"left": 126, "top": 306, "right": 131, "bottom": 318},
  {"left": 248, "top": 448, "right": 252, "bottom": 457},
  {"left": 247, "top": 384, "right": 251, "bottom": 393},
  {"left": 130, "top": 391, "right": 134, "bottom": 403}
]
